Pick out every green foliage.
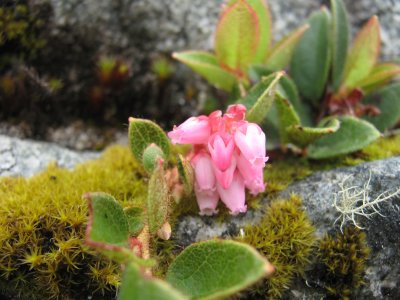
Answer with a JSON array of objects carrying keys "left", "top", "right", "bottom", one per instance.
[
  {"left": 291, "top": 8, "right": 331, "bottom": 105},
  {"left": 362, "top": 82, "right": 400, "bottom": 132},
  {"left": 0, "top": 146, "right": 147, "bottom": 299},
  {"left": 119, "top": 263, "right": 188, "bottom": 300},
  {"left": 172, "top": 51, "right": 237, "bottom": 92},
  {"left": 240, "top": 195, "right": 316, "bottom": 299},
  {"left": 143, "top": 143, "right": 165, "bottom": 173},
  {"left": 331, "top": 0, "right": 350, "bottom": 90},
  {"left": 124, "top": 207, "right": 146, "bottom": 236},
  {"left": 308, "top": 116, "right": 381, "bottom": 159},
  {"left": 128, "top": 117, "right": 170, "bottom": 164},
  {"left": 316, "top": 227, "right": 370, "bottom": 299},
  {"left": 167, "top": 240, "right": 273, "bottom": 300},
  {"left": 147, "top": 161, "right": 170, "bottom": 234}
]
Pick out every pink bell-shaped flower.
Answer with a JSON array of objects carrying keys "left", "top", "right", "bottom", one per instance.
[
  {"left": 234, "top": 123, "right": 268, "bottom": 168},
  {"left": 168, "top": 116, "right": 211, "bottom": 145},
  {"left": 208, "top": 132, "right": 235, "bottom": 171},
  {"left": 191, "top": 152, "right": 219, "bottom": 215},
  {"left": 237, "top": 154, "right": 266, "bottom": 195},
  {"left": 217, "top": 171, "right": 247, "bottom": 215}
]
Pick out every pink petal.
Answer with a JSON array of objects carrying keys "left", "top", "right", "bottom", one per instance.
[
  {"left": 191, "top": 152, "right": 216, "bottom": 191},
  {"left": 168, "top": 116, "right": 211, "bottom": 144},
  {"left": 213, "top": 154, "right": 237, "bottom": 189},
  {"left": 237, "top": 154, "right": 266, "bottom": 195},
  {"left": 194, "top": 187, "right": 219, "bottom": 216},
  {"left": 208, "top": 133, "right": 235, "bottom": 171},
  {"left": 234, "top": 123, "right": 267, "bottom": 167},
  {"left": 217, "top": 171, "right": 247, "bottom": 215}
]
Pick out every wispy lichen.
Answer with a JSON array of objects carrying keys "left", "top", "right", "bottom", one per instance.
[{"left": 333, "top": 171, "right": 400, "bottom": 232}]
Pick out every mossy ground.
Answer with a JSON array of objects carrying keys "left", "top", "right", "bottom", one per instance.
[
  {"left": 0, "top": 146, "right": 147, "bottom": 299},
  {"left": 0, "top": 134, "right": 397, "bottom": 299}
]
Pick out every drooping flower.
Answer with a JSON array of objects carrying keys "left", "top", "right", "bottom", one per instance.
[{"left": 168, "top": 104, "right": 268, "bottom": 215}]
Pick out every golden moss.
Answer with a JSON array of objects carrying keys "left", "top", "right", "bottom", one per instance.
[
  {"left": 0, "top": 145, "right": 147, "bottom": 299},
  {"left": 239, "top": 195, "right": 316, "bottom": 299},
  {"left": 316, "top": 226, "right": 370, "bottom": 299}
]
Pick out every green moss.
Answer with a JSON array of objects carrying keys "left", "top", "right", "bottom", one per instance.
[
  {"left": 239, "top": 195, "right": 316, "bottom": 299},
  {"left": 316, "top": 226, "right": 370, "bottom": 299},
  {"left": 0, "top": 145, "right": 147, "bottom": 299}
]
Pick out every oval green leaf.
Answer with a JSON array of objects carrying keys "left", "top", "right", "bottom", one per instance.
[
  {"left": 357, "top": 63, "right": 400, "bottom": 94},
  {"left": 363, "top": 82, "right": 400, "bottom": 131},
  {"left": 331, "top": 0, "right": 350, "bottom": 91},
  {"left": 172, "top": 51, "right": 237, "bottom": 91},
  {"left": 341, "top": 16, "right": 381, "bottom": 90},
  {"left": 275, "top": 94, "right": 301, "bottom": 144},
  {"left": 265, "top": 24, "right": 309, "bottom": 71},
  {"left": 119, "top": 263, "right": 188, "bottom": 300},
  {"left": 215, "top": 0, "right": 259, "bottom": 75},
  {"left": 308, "top": 116, "right": 380, "bottom": 159},
  {"left": 166, "top": 240, "right": 273, "bottom": 300},
  {"left": 124, "top": 207, "right": 145, "bottom": 236},
  {"left": 290, "top": 8, "right": 331, "bottom": 105},
  {"left": 128, "top": 118, "right": 170, "bottom": 163}
]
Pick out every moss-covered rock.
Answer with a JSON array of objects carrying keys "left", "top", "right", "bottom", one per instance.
[{"left": 0, "top": 145, "right": 147, "bottom": 299}]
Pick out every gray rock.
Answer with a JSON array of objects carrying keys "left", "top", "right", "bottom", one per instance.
[
  {"left": 0, "top": 135, "right": 98, "bottom": 177},
  {"left": 175, "top": 157, "right": 400, "bottom": 299}
]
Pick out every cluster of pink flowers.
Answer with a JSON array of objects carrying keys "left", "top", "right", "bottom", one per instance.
[{"left": 168, "top": 104, "right": 268, "bottom": 216}]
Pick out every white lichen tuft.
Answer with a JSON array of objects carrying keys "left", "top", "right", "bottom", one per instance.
[{"left": 333, "top": 171, "right": 400, "bottom": 232}]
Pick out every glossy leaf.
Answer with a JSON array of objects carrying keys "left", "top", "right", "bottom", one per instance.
[
  {"left": 265, "top": 24, "right": 309, "bottom": 70},
  {"left": 243, "top": 71, "right": 284, "bottom": 123},
  {"left": 166, "top": 240, "right": 274, "bottom": 300},
  {"left": 331, "top": 0, "right": 350, "bottom": 91},
  {"left": 291, "top": 8, "right": 331, "bottom": 105},
  {"left": 287, "top": 118, "right": 340, "bottom": 148},
  {"left": 363, "top": 82, "right": 400, "bottom": 131},
  {"left": 172, "top": 51, "right": 237, "bottom": 91},
  {"left": 177, "top": 154, "right": 194, "bottom": 195},
  {"left": 215, "top": 0, "right": 259, "bottom": 74},
  {"left": 308, "top": 116, "right": 380, "bottom": 159},
  {"left": 124, "top": 207, "right": 145, "bottom": 236},
  {"left": 341, "top": 16, "right": 381, "bottom": 90},
  {"left": 357, "top": 63, "right": 400, "bottom": 94},
  {"left": 129, "top": 118, "right": 170, "bottom": 163},
  {"left": 147, "top": 160, "right": 170, "bottom": 234},
  {"left": 119, "top": 263, "right": 188, "bottom": 300}
]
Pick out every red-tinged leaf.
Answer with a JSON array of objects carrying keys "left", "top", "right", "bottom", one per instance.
[
  {"left": 356, "top": 63, "right": 400, "bottom": 94},
  {"left": 265, "top": 24, "right": 309, "bottom": 71},
  {"left": 172, "top": 51, "right": 237, "bottom": 91},
  {"left": 341, "top": 16, "right": 381, "bottom": 90},
  {"left": 245, "top": 0, "right": 272, "bottom": 63},
  {"left": 215, "top": 0, "right": 260, "bottom": 76}
]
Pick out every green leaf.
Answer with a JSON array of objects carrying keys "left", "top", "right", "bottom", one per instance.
[
  {"left": 119, "top": 263, "right": 188, "bottom": 300},
  {"left": 128, "top": 118, "right": 170, "bottom": 163},
  {"left": 265, "top": 24, "right": 309, "bottom": 70},
  {"left": 215, "top": 0, "right": 259, "bottom": 74},
  {"left": 331, "top": 0, "right": 350, "bottom": 91},
  {"left": 147, "top": 160, "right": 170, "bottom": 234},
  {"left": 356, "top": 63, "right": 400, "bottom": 94},
  {"left": 243, "top": 71, "right": 284, "bottom": 123},
  {"left": 124, "top": 207, "right": 145, "bottom": 236},
  {"left": 341, "top": 16, "right": 381, "bottom": 90},
  {"left": 166, "top": 240, "right": 274, "bottom": 300},
  {"left": 286, "top": 118, "right": 340, "bottom": 148},
  {"left": 244, "top": 0, "right": 272, "bottom": 63},
  {"left": 142, "top": 143, "right": 165, "bottom": 173},
  {"left": 275, "top": 94, "right": 300, "bottom": 144},
  {"left": 177, "top": 154, "right": 194, "bottom": 195},
  {"left": 172, "top": 51, "right": 237, "bottom": 91},
  {"left": 278, "top": 75, "right": 313, "bottom": 126},
  {"left": 363, "top": 82, "right": 400, "bottom": 131},
  {"left": 290, "top": 8, "right": 331, "bottom": 106},
  {"left": 308, "top": 116, "right": 380, "bottom": 159}
]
